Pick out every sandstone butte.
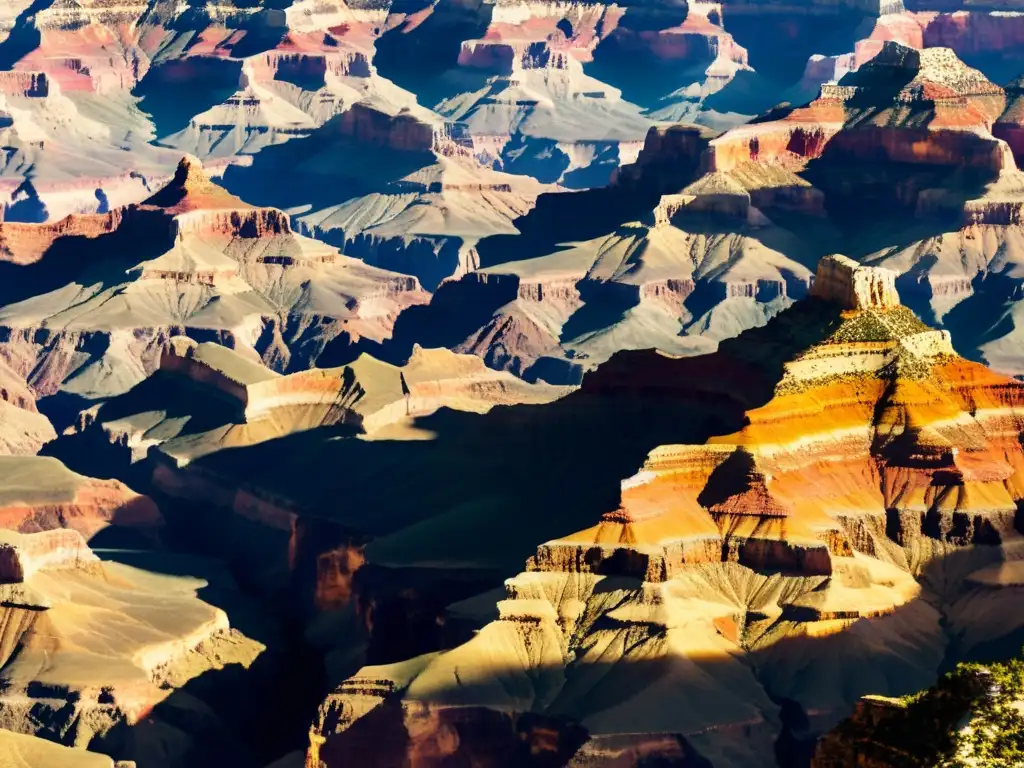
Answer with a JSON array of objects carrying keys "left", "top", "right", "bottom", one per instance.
[
  {"left": 0, "top": 155, "right": 430, "bottom": 407},
  {"left": 307, "top": 254, "right": 1024, "bottom": 768}
]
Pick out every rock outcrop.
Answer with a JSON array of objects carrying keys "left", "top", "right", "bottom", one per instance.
[
  {"left": 308, "top": 253, "right": 1024, "bottom": 766},
  {"left": 810, "top": 254, "right": 900, "bottom": 310},
  {"left": 0, "top": 527, "right": 272, "bottom": 768}
]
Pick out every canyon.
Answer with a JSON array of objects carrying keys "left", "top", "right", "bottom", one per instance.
[
  {"left": 0, "top": 0, "right": 1020, "bottom": 766},
  {"left": 303, "top": 255, "right": 1024, "bottom": 767}
]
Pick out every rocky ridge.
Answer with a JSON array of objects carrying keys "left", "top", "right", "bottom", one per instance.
[{"left": 387, "top": 124, "right": 819, "bottom": 385}]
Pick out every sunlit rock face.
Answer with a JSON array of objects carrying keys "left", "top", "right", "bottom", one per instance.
[
  {"left": 0, "top": 523, "right": 276, "bottom": 768},
  {"left": 810, "top": 254, "right": 900, "bottom": 310},
  {"left": 0, "top": 455, "right": 162, "bottom": 542},
  {"left": 308, "top": 253, "right": 1024, "bottom": 767}
]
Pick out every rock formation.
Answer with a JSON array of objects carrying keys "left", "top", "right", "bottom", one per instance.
[
  {"left": 307, "top": 254, "right": 1024, "bottom": 766},
  {"left": 1, "top": 3, "right": 1024, "bottom": 767},
  {"left": 810, "top": 254, "right": 900, "bottom": 310},
  {"left": 222, "top": 101, "right": 552, "bottom": 291},
  {"left": 0, "top": 524, "right": 276, "bottom": 768},
  {"left": 390, "top": 128, "right": 817, "bottom": 384},
  {"left": 0, "top": 455, "right": 161, "bottom": 542},
  {"left": 0, "top": 156, "right": 428, "bottom": 409},
  {"left": 706, "top": 42, "right": 1011, "bottom": 212},
  {"left": 0, "top": 358, "right": 56, "bottom": 454}
]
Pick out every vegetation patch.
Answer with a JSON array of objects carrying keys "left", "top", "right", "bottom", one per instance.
[{"left": 814, "top": 656, "right": 1024, "bottom": 767}]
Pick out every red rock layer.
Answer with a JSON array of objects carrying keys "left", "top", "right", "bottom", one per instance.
[{"left": 536, "top": 257, "right": 1024, "bottom": 580}]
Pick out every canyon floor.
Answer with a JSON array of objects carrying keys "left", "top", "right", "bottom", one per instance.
[{"left": 1, "top": 0, "right": 1024, "bottom": 766}]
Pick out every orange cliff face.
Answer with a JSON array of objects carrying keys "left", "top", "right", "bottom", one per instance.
[
  {"left": 309, "top": 255, "right": 1024, "bottom": 767},
  {"left": 543, "top": 255, "right": 1024, "bottom": 580}
]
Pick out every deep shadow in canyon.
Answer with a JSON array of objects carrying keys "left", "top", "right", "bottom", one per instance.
[{"left": 40, "top": 296, "right": 1023, "bottom": 767}]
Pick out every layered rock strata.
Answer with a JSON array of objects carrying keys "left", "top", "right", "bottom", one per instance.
[
  {"left": 706, "top": 43, "right": 1013, "bottom": 212},
  {"left": 0, "top": 157, "right": 428, "bottom": 405},
  {"left": 0, "top": 528, "right": 269, "bottom": 768},
  {"left": 394, "top": 137, "right": 817, "bottom": 383},
  {"left": 0, "top": 455, "right": 161, "bottom": 542},
  {"left": 308, "top": 254, "right": 1024, "bottom": 766}
]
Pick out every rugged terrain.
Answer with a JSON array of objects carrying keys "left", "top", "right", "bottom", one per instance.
[
  {"left": 0, "top": 156, "right": 428, "bottom": 420},
  {"left": 0, "top": 0, "right": 1021, "bottom": 766},
  {"left": 308, "top": 256, "right": 1024, "bottom": 766}
]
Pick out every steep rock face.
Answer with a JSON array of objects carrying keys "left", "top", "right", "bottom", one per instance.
[
  {"left": 810, "top": 254, "right": 900, "bottom": 310},
  {"left": 919, "top": 10, "right": 1024, "bottom": 64},
  {"left": 0, "top": 2, "right": 184, "bottom": 218},
  {"left": 612, "top": 123, "right": 716, "bottom": 197},
  {"left": 793, "top": 11, "right": 1024, "bottom": 104},
  {"left": 309, "top": 254, "right": 1024, "bottom": 767},
  {"left": 541, "top": 258, "right": 1022, "bottom": 582}
]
